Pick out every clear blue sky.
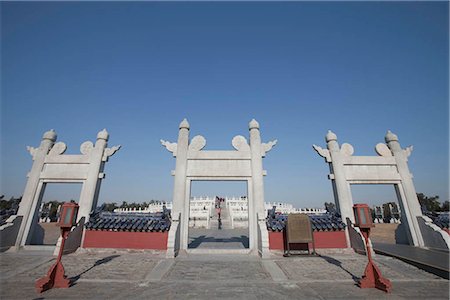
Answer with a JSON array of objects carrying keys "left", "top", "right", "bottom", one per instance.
[{"left": 1, "top": 2, "right": 448, "bottom": 208}]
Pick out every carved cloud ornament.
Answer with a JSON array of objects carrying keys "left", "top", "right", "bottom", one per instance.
[
  {"left": 261, "top": 140, "right": 277, "bottom": 157},
  {"left": 103, "top": 145, "right": 121, "bottom": 161},
  {"left": 312, "top": 145, "right": 331, "bottom": 162},
  {"left": 49, "top": 142, "right": 67, "bottom": 156},
  {"left": 340, "top": 143, "right": 354, "bottom": 156},
  {"left": 404, "top": 145, "right": 413, "bottom": 158},
  {"left": 375, "top": 143, "right": 392, "bottom": 157},
  {"left": 189, "top": 135, "right": 206, "bottom": 151},
  {"left": 161, "top": 139, "right": 177, "bottom": 157},
  {"left": 232, "top": 135, "right": 250, "bottom": 152},
  {"left": 27, "top": 146, "right": 38, "bottom": 160},
  {"left": 80, "top": 141, "right": 94, "bottom": 155}
]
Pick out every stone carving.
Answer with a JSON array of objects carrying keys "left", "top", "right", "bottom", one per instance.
[
  {"left": 340, "top": 143, "right": 354, "bottom": 156},
  {"left": 232, "top": 135, "right": 250, "bottom": 151},
  {"left": 14, "top": 129, "right": 120, "bottom": 250},
  {"left": 375, "top": 143, "right": 392, "bottom": 157},
  {"left": 261, "top": 140, "right": 277, "bottom": 157},
  {"left": 163, "top": 119, "right": 275, "bottom": 257},
  {"left": 160, "top": 140, "right": 177, "bottom": 156},
  {"left": 49, "top": 142, "right": 67, "bottom": 156},
  {"left": 189, "top": 135, "right": 206, "bottom": 151},
  {"left": 404, "top": 146, "right": 413, "bottom": 158},
  {"left": 312, "top": 130, "right": 439, "bottom": 249},
  {"left": 312, "top": 144, "right": 331, "bottom": 162},
  {"left": 80, "top": 141, "right": 94, "bottom": 155},
  {"left": 27, "top": 146, "right": 38, "bottom": 160},
  {"left": 102, "top": 145, "right": 121, "bottom": 161}
]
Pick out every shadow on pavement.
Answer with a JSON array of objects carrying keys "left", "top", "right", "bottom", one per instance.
[
  {"left": 69, "top": 254, "right": 121, "bottom": 285},
  {"left": 319, "top": 254, "right": 360, "bottom": 284}
]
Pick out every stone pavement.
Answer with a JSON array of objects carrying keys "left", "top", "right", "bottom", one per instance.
[{"left": 0, "top": 249, "right": 448, "bottom": 300}]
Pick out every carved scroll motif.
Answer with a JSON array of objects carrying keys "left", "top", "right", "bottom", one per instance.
[
  {"left": 261, "top": 140, "right": 277, "bottom": 157},
  {"left": 161, "top": 139, "right": 177, "bottom": 157},
  {"left": 80, "top": 141, "right": 94, "bottom": 155},
  {"left": 312, "top": 144, "right": 331, "bottom": 162},
  {"left": 375, "top": 143, "right": 392, "bottom": 157},
  {"left": 103, "top": 145, "right": 121, "bottom": 161},
  {"left": 340, "top": 143, "right": 354, "bottom": 156},
  {"left": 232, "top": 135, "right": 250, "bottom": 152},
  {"left": 189, "top": 135, "right": 206, "bottom": 151},
  {"left": 49, "top": 142, "right": 67, "bottom": 156}
]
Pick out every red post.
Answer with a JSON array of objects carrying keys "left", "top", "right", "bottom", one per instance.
[
  {"left": 358, "top": 228, "right": 392, "bottom": 292},
  {"left": 353, "top": 203, "right": 392, "bottom": 293},
  {"left": 35, "top": 202, "right": 78, "bottom": 293},
  {"left": 35, "top": 228, "right": 71, "bottom": 293}
]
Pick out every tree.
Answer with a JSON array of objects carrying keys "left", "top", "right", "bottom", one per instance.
[
  {"left": 102, "top": 202, "right": 118, "bottom": 212},
  {"left": 324, "top": 202, "right": 336, "bottom": 213},
  {"left": 442, "top": 201, "right": 449, "bottom": 212},
  {"left": 417, "top": 193, "right": 441, "bottom": 212}
]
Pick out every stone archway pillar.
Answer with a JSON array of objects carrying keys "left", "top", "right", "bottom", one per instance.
[
  {"left": 249, "top": 120, "right": 265, "bottom": 217},
  {"left": 385, "top": 131, "right": 424, "bottom": 246},
  {"left": 325, "top": 131, "right": 355, "bottom": 224},
  {"left": 15, "top": 130, "right": 56, "bottom": 249},
  {"left": 77, "top": 130, "right": 109, "bottom": 221}
]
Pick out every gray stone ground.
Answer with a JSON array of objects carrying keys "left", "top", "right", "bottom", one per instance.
[{"left": 1, "top": 248, "right": 448, "bottom": 300}]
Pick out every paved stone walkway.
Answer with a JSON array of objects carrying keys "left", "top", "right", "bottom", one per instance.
[{"left": 0, "top": 249, "right": 448, "bottom": 299}]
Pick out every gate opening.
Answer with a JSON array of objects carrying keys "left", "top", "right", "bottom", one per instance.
[
  {"left": 29, "top": 183, "right": 82, "bottom": 245},
  {"left": 351, "top": 184, "right": 401, "bottom": 245},
  {"left": 188, "top": 181, "right": 249, "bottom": 249}
]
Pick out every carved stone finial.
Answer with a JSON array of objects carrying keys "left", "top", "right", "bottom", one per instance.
[
  {"left": 385, "top": 130, "right": 398, "bottom": 143},
  {"left": 249, "top": 119, "right": 259, "bottom": 130},
  {"left": 179, "top": 119, "right": 190, "bottom": 130},
  {"left": 42, "top": 129, "right": 57, "bottom": 142},
  {"left": 325, "top": 130, "right": 337, "bottom": 142},
  {"left": 97, "top": 129, "right": 109, "bottom": 141}
]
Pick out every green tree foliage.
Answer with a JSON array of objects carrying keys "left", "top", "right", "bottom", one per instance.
[
  {"left": 324, "top": 202, "right": 336, "bottom": 213},
  {"left": 102, "top": 202, "right": 118, "bottom": 212},
  {"left": 417, "top": 193, "right": 441, "bottom": 212},
  {"left": 442, "top": 201, "right": 449, "bottom": 212},
  {"left": 0, "top": 196, "right": 21, "bottom": 211}
]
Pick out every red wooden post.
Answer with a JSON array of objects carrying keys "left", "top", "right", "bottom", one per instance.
[
  {"left": 35, "top": 202, "right": 79, "bottom": 293},
  {"left": 353, "top": 204, "right": 392, "bottom": 293}
]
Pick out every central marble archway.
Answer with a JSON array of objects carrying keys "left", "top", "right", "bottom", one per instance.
[{"left": 161, "top": 119, "right": 276, "bottom": 256}]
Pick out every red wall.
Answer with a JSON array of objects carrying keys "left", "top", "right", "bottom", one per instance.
[
  {"left": 83, "top": 230, "right": 168, "bottom": 250},
  {"left": 269, "top": 231, "right": 347, "bottom": 250}
]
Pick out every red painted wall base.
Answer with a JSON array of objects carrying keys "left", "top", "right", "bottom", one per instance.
[
  {"left": 83, "top": 230, "right": 168, "bottom": 250},
  {"left": 269, "top": 231, "right": 347, "bottom": 250}
]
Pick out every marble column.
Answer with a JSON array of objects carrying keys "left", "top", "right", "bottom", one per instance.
[
  {"left": 385, "top": 131, "right": 424, "bottom": 246},
  {"left": 15, "top": 130, "right": 56, "bottom": 248}
]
